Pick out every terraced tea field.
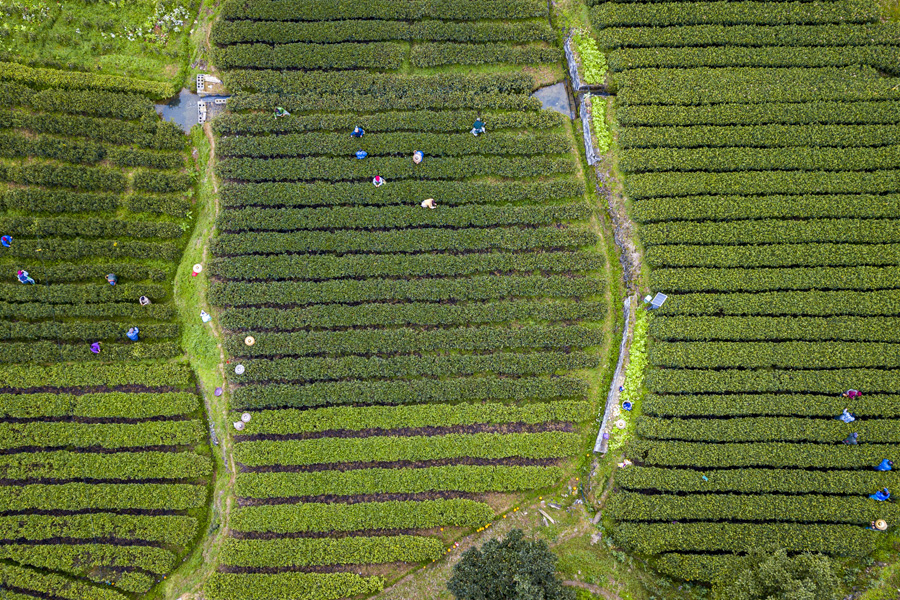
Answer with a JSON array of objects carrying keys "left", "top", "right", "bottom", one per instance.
[
  {"left": 205, "top": 0, "right": 608, "bottom": 597},
  {"left": 0, "top": 64, "right": 211, "bottom": 596},
  {"left": 593, "top": 0, "right": 900, "bottom": 583}
]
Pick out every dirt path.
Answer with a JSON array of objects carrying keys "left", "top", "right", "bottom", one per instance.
[{"left": 167, "top": 120, "right": 232, "bottom": 600}]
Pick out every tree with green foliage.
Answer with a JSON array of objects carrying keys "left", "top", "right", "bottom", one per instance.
[
  {"left": 447, "top": 529, "right": 575, "bottom": 600},
  {"left": 716, "top": 547, "right": 840, "bottom": 600}
]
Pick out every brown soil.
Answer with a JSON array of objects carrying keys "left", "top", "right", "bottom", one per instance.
[
  {"left": 238, "top": 491, "right": 484, "bottom": 507},
  {"left": 237, "top": 421, "right": 574, "bottom": 442}
]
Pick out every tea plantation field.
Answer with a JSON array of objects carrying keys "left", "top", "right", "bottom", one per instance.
[
  {"left": 593, "top": 0, "right": 900, "bottom": 584},
  {"left": 0, "top": 63, "right": 211, "bottom": 596},
  {"left": 205, "top": 0, "right": 606, "bottom": 597}
]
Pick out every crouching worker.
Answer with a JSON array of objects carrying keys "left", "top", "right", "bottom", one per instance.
[
  {"left": 875, "top": 459, "right": 894, "bottom": 471},
  {"left": 842, "top": 432, "right": 859, "bottom": 445},
  {"left": 16, "top": 270, "right": 34, "bottom": 284},
  {"left": 421, "top": 198, "right": 436, "bottom": 209},
  {"left": 870, "top": 488, "right": 891, "bottom": 502},
  {"left": 835, "top": 408, "right": 856, "bottom": 423},
  {"left": 106, "top": 274, "right": 117, "bottom": 286},
  {"left": 843, "top": 389, "right": 862, "bottom": 398}
]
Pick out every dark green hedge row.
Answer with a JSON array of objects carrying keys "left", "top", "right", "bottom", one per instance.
[
  {"left": 221, "top": 179, "right": 582, "bottom": 208},
  {"left": 617, "top": 466, "right": 893, "bottom": 495},
  {"left": 220, "top": 299, "right": 603, "bottom": 331},
  {"left": 0, "top": 188, "right": 190, "bottom": 217},
  {"left": 226, "top": 325, "right": 604, "bottom": 358},
  {"left": 627, "top": 170, "right": 900, "bottom": 199},
  {"left": 591, "top": 1, "right": 877, "bottom": 29},
  {"left": 608, "top": 45, "right": 900, "bottom": 73},
  {"left": 25, "top": 88, "right": 154, "bottom": 120},
  {"left": 0, "top": 322, "right": 178, "bottom": 341},
  {"left": 217, "top": 131, "right": 571, "bottom": 158},
  {"left": 229, "top": 351, "right": 598, "bottom": 383},
  {"left": 216, "top": 155, "right": 576, "bottom": 183},
  {"left": 614, "top": 523, "right": 875, "bottom": 557},
  {"left": 211, "top": 250, "right": 601, "bottom": 281},
  {"left": 214, "top": 42, "right": 406, "bottom": 70},
  {"left": 210, "top": 275, "right": 603, "bottom": 307},
  {"left": 642, "top": 395, "right": 900, "bottom": 419},
  {"left": 632, "top": 440, "right": 900, "bottom": 469},
  {"left": 213, "top": 109, "right": 564, "bottom": 136},
  {"left": 132, "top": 170, "right": 192, "bottom": 194},
  {"left": 0, "top": 133, "right": 183, "bottom": 170},
  {"left": 0, "top": 391, "right": 197, "bottom": 418},
  {"left": 220, "top": 204, "right": 590, "bottom": 233},
  {"left": 124, "top": 193, "right": 192, "bottom": 216},
  {"left": 0, "top": 131, "right": 105, "bottom": 164},
  {"left": 410, "top": 44, "right": 560, "bottom": 67},
  {"left": 0, "top": 215, "right": 183, "bottom": 239},
  {"left": 213, "top": 20, "right": 553, "bottom": 45},
  {"left": 597, "top": 22, "right": 900, "bottom": 49},
  {"left": 641, "top": 218, "right": 900, "bottom": 246},
  {"left": 0, "top": 363, "right": 194, "bottom": 389},
  {"left": 621, "top": 146, "right": 900, "bottom": 174},
  {"left": 0, "top": 238, "right": 181, "bottom": 261},
  {"left": 0, "top": 163, "right": 126, "bottom": 192},
  {"left": 658, "top": 290, "right": 900, "bottom": 317},
  {"left": 650, "top": 315, "right": 900, "bottom": 342},
  {"left": 0, "top": 61, "right": 174, "bottom": 98},
  {"left": 0, "top": 341, "right": 181, "bottom": 363},
  {"left": 0, "top": 543, "right": 175, "bottom": 577},
  {"left": 0, "top": 188, "right": 115, "bottom": 213},
  {"left": 0, "top": 482, "right": 208, "bottom": 511},
  {"left": 241, "top": 401, "right": 591, "bottom": 435},
  {"left": 231, "top": 499, "right": 494, "bottom": 533},
  {"left": 637, "top": 414, "right": 900, "bottom": 442},
  {"left": 0, "top": 562, "right": 128, "bottom": 600},
  {"left": 212, "top": 226, "right": 596, "bottom": 256},
  {"left": 0, "top": 109, "right": 185, "bottom": 150},
  {"left": 236, "top": 465, "right": 563, "bottom": 498},
  {"left": 0, "top": 262, "right": 167, "bottom": 283},
  {"left": 235, "top": 431, "right": 581, "bottom": 466},
  {"left": 609, "top": 492, "right": 900, "bottom": 524},
  {"left": 220, "top": 0, "right": 547, "bottom": 21},
  {"left": 0, "top": 450, "right": 212, "bottom": 481},
  {"left": 618, "top": 66, "right": 900, "bottom": 106},
  {"left": 0, "top": 283, "right": 167, "bottom": 303},
  {"left": 222, "top": 69, "right": 533, "bottom": 95},
  {"left": 620, "top": 124, "right": 900, "bottom": 149},
  {"left": 221, "top": 535, "right": 443, "bottom": 567},
  {"left": 229, "top": 91, "right": 542, "bottom": 113},
  {"left": 617, "top": 101, "right": 900, "bottom": 127},
  {"left": 632, "top": 194, "right": 900, "bottom": 223},
  {"left": 0, "top": 301, "right": 174, "bottom": 321},
  {"left": 0, "top": 419, "right": 206, "bottom": 450},
  {"left": 653, "top": 554, "right": 742, "bottom": 586},
  {"left": 232, "top": 375, "right": 588, "bottom": 409},
  {"left": 650, "top": 265, "right": 900, "bottom": 292},
  {"left": 108, "top": 147, "right": 184, "bottom": 170},
  {"left": 645, "top": 368, "right": 900, "bottom": 394},
  {"left": 0, "top": 513, "right": 198, "bottom": 546},
  {"left": 206, "top": 573, "right": 382, "bottom": 600},
  {"left": 646, "top": 242, "right": 900, "bottom": 268}
]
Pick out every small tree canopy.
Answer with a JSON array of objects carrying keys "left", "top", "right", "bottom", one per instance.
[
  {"left": 716, "top": 547, "right": 840, "bottom": 600},
  {"left": 447, "top": 529, "right": 575, "bottom": 600}
]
